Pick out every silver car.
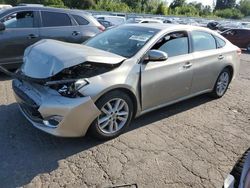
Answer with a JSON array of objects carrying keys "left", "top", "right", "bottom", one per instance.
[{"left": 10, "top": 24, "right": 240, "bottom": 139}]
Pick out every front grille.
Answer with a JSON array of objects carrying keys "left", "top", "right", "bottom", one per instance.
[
  {"left": 12, "top": 80, "right": 43, "bottom": 121},
  {"left": 20, "top": 103, "right": 42, "bottom": 120},
  {"left": 12, "top": 81, "right": 38, "bottom": 108}
]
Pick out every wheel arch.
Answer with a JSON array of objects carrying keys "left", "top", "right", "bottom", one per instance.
[
  {"left": 223, "top": 65, "right": 234, "bottom": 82},
  {"left": 94, "top": 87, "right": 138, "bottom": 118}
]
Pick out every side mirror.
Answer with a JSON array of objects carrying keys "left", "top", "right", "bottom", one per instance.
[
  {"left": 0, "top": 22, "right": 5, "bottom": 31},
  {"left": 144, "top": 50, "right": 168, "bottom": 62}
]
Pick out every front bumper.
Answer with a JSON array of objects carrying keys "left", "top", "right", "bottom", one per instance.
[{"left": 12, "top": 79, "right": 101, "bottom": 137}]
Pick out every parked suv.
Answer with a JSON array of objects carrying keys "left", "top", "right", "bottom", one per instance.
[{"left": 0, "top": 6, "right": 103, "bottom": 68}]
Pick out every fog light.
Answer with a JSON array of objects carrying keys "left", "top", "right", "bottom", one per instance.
[{"left": 43, "top": 115, "right": 63, "bottom": 128}]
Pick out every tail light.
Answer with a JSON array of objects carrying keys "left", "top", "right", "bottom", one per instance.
[
  {"left": 237, "top": 48, "right": 242, "bottom": 56},
  {"left": 98, "top": 25, "right": 105, "bottom": 32}
]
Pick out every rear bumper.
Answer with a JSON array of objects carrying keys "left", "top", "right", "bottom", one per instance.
[{"left": 13, "top": 79, "right": 101, "bottom": 137}]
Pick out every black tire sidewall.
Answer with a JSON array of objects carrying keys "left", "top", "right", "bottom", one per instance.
[
  {"left": 89, "top": 90, "right": 134, "bottom": 140},
  {"left": 212, "top": 68, "right": 231, "bottom": 98}
]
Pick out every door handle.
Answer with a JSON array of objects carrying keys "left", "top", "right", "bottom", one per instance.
[
  {"left": 183, "top": 62, "right": 192, "bottom": 69},
  {"left": 27, "top": 34, "right": 39, "bottom": 39},
  {"left": 218, "top": 55, "right": 224, "bottom": 60},
  {"left": 72, "top": 31, "right": 80, "bottom": 36}
]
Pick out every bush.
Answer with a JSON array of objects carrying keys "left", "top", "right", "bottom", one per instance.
[
  {"left": 95, "top": 0, "right": 130, "bottom": 12},
  {"left": 215, "top": 8, "right": 244, "bottom": 19},
  {"left": 170, "top": 5, "right": 199, "bottom": 16},
  {"left": 155, "top": 2, "right": 168, "bottom": 15}
]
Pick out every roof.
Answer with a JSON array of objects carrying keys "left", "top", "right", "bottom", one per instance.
[
  {"left": 1, "top": 6, "right": 90, "bottom": 16},
  {"left": 124, "top": 23, "right": 212, "bottom": 32}
]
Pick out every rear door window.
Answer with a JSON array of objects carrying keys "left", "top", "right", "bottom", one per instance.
[
  {"left": 72, "top": 15, "right": 89, "bottom": 25},
  {"left": 41, "top": 11, "right": 72, "bottom": 27},
  {"left": 192, "top": 31, "right": 216, "bottom": 52},
  {"left": 215, "top": 36, "right": 226, "bottom": 48}
]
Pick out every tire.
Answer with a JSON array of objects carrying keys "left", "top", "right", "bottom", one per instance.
[
  {"left": 89, "top": 90, "right": 134, "bottom": 140},
  {"left": 247, "top": 44, "right": 250, "bottom": 52},
  {"left": 210, "top": 68, "right": 231, "bottom": 98},
  {"left": 230, "top": 149, "right": 250, "bottom": 188}
]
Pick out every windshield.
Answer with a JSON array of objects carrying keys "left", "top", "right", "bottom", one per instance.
[{"left": 84, "top": 26, "right": 159, "bottom": 58}]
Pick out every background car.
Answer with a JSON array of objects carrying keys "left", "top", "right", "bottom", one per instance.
[
  {"left": 94, "top": 15, "right": 126, "bottom": 26},
  {"left": 126, "top": 18, "right": 163, "bottom": 24},
  {"left": 0, "top": 4, "right": 12, "bottom": 10},
  {"left": 224, "top": 148, "right": 250, "bottom": 188},
  {"left": 97, "top": 19, "right": 114, "bottom": 29},
  {"left": 221, "top": 28, "right": 250, "bottom": 51},
  {"left": 0, "top": 6, "right": 103, "bottom": 68}
]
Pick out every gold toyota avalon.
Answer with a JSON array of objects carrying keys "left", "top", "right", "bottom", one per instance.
[{"left": 8, "top": 24, "right": 241, "bottom": 139}]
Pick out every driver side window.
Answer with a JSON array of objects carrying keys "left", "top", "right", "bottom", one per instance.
[
  {"left": 152, "top": 31, "right": 189, "bottom": 57},
  {"left": 1, "top": 11, "right": 34, "bottom": 29}
]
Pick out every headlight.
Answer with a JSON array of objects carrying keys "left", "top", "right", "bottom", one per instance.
[{"left": 74, "top": 79, "right": 89, "bottom": 91}]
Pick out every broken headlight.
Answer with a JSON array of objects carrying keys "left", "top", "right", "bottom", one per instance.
[{"left": 47, "top": 79, "right": 89, "bottom": 98}]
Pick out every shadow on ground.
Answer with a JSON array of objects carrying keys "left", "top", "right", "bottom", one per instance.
[
  {"left": 0, "top": 72, "right": 11, "bottom": 81},
  {"left": 0, "top": 94, "right": 212, "bottom": 188}
]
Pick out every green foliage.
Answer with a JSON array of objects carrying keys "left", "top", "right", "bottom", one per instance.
[
  {"left": 239, "top": 0, "right": 250, "bottom": 16},
  {"left": 169, "top": 0, "right": 186, "bottom": 9},
  {"left": 63, "top": 0, "right": 95, "bottom": 9},
  {"left": 169, "top": 1, "right": 211, "bottom": 17},
  {"left": 174, "top": 5, "right": 199, "bottom": 16},
  {"left": 155, "top": 2, "right": 167, "bottom": 15},
  {"left": 215, "top": 8, "right": 244, "bottom": 19},
  {"left": 95, "top": 0, "right": 130, "bottom": 12},
  {"left": 0, "top": 0, "right": 249, "bottom": 19}
]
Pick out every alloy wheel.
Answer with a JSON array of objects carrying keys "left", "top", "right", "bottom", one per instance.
[
  {"left": 97, "top": 98, "right": 129, "bottom": 134},
  {"left": 216, "top": 71, "right": 230, "bottom": 96}
]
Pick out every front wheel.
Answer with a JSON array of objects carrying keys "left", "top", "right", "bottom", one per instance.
[
  {"left": 89, "top": 90, "right": 134, "bottom": 140},
  {"left": 210, "top": 68, "right": 231, "bottom": 98}
]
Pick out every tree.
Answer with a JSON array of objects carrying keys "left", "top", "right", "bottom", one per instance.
[
  {"left": 95, "top": 0, "right": 130, "bottom": 12},
  {"left": 239, "top": 0, "right": 250, "bottom": 16},
  {"left": 63, "top": 0, "right": 95, "bottom": 9},
  {"left": 201, "top": 5, "right": 212, "bottom": 16},
  {"left": 155, "top": 2, "right": 167, "bottom": 15},
  {"left": 215, "top": 0, "right": 236, "bottom": 10},
  {"left": 169, "top": 0, "right": 185, "bottom": 9}
]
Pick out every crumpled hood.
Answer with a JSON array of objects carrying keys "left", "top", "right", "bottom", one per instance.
[{"left": 22, "top": 39, "right": 126, "bottom": 79}]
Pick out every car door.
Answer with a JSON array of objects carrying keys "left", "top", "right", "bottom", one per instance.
[
  {"left": 0, "top": 10, "right": 40, "bottom": 67},
  {"left": 190, "top": 30, "right": 225, "bottom": 94},
  {"left": 222, "top": 29, "right": 244, "bottom": 48},
  {"left": 141, "top": 31, "right": 194, "bottom": 111},
  {"left": 39, "top": 11, "right": 82, "bottom": 43}
]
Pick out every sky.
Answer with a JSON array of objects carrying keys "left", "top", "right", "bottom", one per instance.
[{"left": 166, "top": 0, "right": 240, "bottom": 8}]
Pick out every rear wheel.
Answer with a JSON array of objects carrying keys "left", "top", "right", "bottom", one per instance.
[
  {"left": 89, "top": 90, "right": 134, "bottom": 140},
  {"left": 210, "top": 68, "right": 231, "bottom": 98}
]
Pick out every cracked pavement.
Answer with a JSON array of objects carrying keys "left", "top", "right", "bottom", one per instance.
[{"left": 0, "top": 54, "right": 250, "bottom": 188}]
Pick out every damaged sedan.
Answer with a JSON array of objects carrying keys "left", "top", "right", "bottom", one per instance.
[{"left": 7, "top": 24, "right": 240, "bottom": 139}]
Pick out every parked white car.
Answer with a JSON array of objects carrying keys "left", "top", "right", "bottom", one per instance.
[
  {"left": 126, "top": 18, "right": 163, "bottom": 24},
  {"left": 0, "top": 4, "right": 12, "bottom": 10}
]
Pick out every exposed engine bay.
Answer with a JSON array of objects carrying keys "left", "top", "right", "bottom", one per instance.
[
  {"left": 0, "top": 62, "right": 119, "bottom": 98},
  {"left": 47, "top": 62, "right": 118, "bottom": 97}
]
